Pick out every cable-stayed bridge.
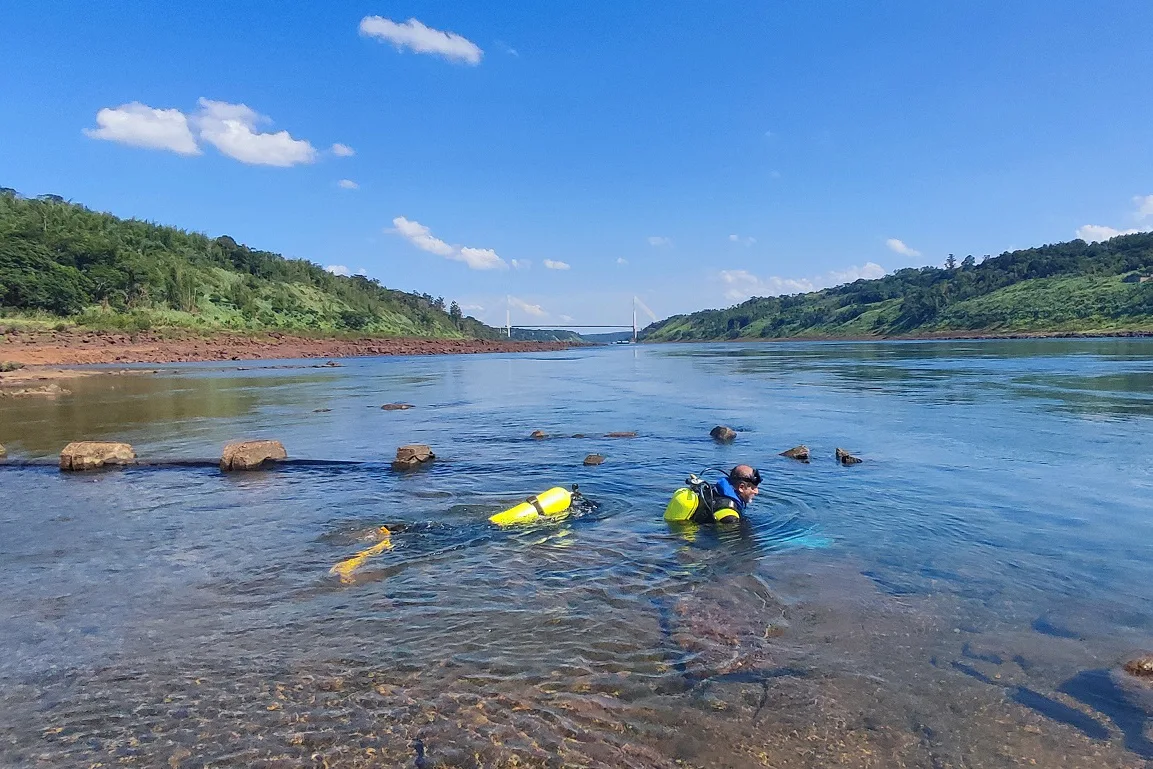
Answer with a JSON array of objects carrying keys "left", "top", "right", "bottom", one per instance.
[{"left": 504, "top": 296, "right": 657, "bottom": 342}]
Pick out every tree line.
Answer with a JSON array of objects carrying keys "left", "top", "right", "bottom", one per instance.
[{"left": 0, "top": 189, "right": 497, "bottom": 338}]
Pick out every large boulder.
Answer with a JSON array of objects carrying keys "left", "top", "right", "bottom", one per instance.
[
  {"left": 780, "top": 445, "right": 810, "bottom": 461},
  {"left": 392, "top": 444, "right": 435, "bottom": 471},
  {"left": 835, "top": 448, "right": 862, "bottom": 465},
  {"left": 220, "top": 440, "right": 287, "bottom": 471},
  {"left": 710, "top": 426, "right": 737, "bottom": 443},
  {"left": 60, "top": 441, "right": 136, "bottom": 471}
]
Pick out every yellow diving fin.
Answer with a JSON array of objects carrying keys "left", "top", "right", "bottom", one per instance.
[
  {"left": 329, "top": 526, "right": 393, "bottom": 584},
  {"left": 489, "top": 486, "right": 572, "bottom": 526}
]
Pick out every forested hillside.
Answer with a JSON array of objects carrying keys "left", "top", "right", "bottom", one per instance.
[
  {"left": 0, "top": 189, "right": 500, "bottom": 338},
  {"left": 642, "top": 234, "right": 1153, "bottom": 341}
]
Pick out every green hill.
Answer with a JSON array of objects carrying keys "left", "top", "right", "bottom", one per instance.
[
  {"left": 0, "top": 188, "right": 501, "bottom": 339},
  {"left": 641, "top": 234, "right": 1153, "bottom": 341}
]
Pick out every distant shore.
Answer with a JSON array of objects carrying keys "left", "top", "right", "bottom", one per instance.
[
  {"left": 0, "top": 329, "right": 571, "bottom": 367},
  {"left": 645, "top": 329, "right": 1153, "bottom": 344}
]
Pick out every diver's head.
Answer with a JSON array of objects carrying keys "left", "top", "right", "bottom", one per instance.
[{"left": 728, "top": 465, "right": 762, "bottom": 506}]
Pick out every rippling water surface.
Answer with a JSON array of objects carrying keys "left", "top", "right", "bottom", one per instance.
[{"left": 1, "top": 340, "right": 1152, "bottom": 768}]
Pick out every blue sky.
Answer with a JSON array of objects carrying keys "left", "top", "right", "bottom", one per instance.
[{"left": 2, "top": 1, "right": 1152, "bottom": 328}]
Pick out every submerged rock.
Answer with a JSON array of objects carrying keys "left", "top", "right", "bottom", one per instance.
[
  {"left": 60, "top": 441, "right": 136, "bottom": 471},
  {"left": 392, "top": 444, "right": 435, "bottom": 471},
  {"left": 220, "top": 440, "right": 287, "bottom": 471},
  {"left": 780, "top": 445, "right": 810, "bottom": 461},
  {"left": 1123, "top": 655, "right": 1153, "bottom": 679},
  {"left": 530, "top": 430, "right": 548, "bottom": 440},
  {"left": 381, "top": 403, "right": 414, "bottom": 411},
  {"left": 571, "top": 433, "right": 587, "bottom": 439},
  {"left": 710, "top": 426, "right": 737, "bottom": 443},
  {"left": 313, "top": 408, "right": 332, "bottom": 413},
  {"left": 583, "top": 454, "right": 605, "bottom": 466},
  {"left": 835, "top": 448, "right": 862, "bottom": 465},
  {"left": 605, "top": 431, "right": 637, "bottom": 438}
]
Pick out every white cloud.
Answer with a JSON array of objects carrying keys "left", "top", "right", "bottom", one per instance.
[
  {"left": 331, "top": 143, "right": 355, "bottom": 157},
  {"left": 648, "top": 236, "right": 672, "bottom": 247},
  {"left": 391, "top": 216, "right": 508, "bottom": 270},
  {"left": 729, "top": 234, "right": 756, "bottom": 246},
  {"left": 1133, "top": 194, "right": 1153, "bottom": 220},
  {"left": 84, "top": 102, "right": 200, "bottom": 155},
  {"left": 325, "top": 265, "right": 351, "bottom": 276},
  {"left": 457, "top": 247, "right": 505, "bottom": 270},
  {"left": 719, "top": 262, "right": 888, "bottom": 302},
  {"left": 194, "top": 98, "right": 317, "bottom": 167},
  {"left": 509, "top": 296, "right": 547, "bottom": 317},
  {"left": 616, "top": 257, "right": 628, "bottom": 265},
  {"left": 1076, "top": 224, "right": 1145, "bottom": 242},
  {"left": 392, "top": 216, "right": 455, "bottom": 256},
  {"left": 511, "top": 259, "right": 530, "bottom": 269},
  {"left": 338, "top": 179, "right": 359, "bottom": 189},
  {"left": 359, "top": 16, "right": 483, "bottom": 65},
  {"left": 355, "top": 267, "right": 368, "bottom": 275},
  {"left": 885, "top": 238, "right": 921, "bottom": 257},
  {"left": 461, "top": 303, "right": 484, "bottom": 312},
  {"left": 543, "top": 259, "right": 570, "bottom": 270},
  {"left": 559, "top": 314, "right": 575, "bottom": 322}
]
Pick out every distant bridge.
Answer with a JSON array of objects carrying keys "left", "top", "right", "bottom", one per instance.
[{"left": 503, "top": 296, "right": 656, "bottom": 342}]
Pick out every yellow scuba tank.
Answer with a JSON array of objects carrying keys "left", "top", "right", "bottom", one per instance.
[
  {"left": 490, "top": 486, "right": 572, "bottom": 526},
  {"left": 664, "top": 487, "right": 700, "bottom": 522}
]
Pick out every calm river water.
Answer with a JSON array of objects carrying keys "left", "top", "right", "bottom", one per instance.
[{"left": 1, "top": 340, "right": 1151, "bottom": 768}]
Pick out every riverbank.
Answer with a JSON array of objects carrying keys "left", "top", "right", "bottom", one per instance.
[
  {"left": 0, "top": 329, "right": 571, "bottom": 366},
  {"left": 644, "top": 328, "right": 1153, "bottom": 344}
]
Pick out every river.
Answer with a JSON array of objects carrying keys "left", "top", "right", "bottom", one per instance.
[{"left": 1, "top": 339, "right": 1151, "bottom": 768}]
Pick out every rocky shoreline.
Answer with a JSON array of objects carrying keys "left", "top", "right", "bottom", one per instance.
[{"left": 0, "top": 329, "right": 571, "bottom": 366}]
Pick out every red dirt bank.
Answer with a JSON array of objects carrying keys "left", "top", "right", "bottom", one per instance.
[{"left": 0, "top": 329, "right": 570, "bottom": 366}]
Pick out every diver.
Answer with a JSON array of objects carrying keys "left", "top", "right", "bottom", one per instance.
[{"left": 664, "top": 465, "right": 761, "bottom": 524}]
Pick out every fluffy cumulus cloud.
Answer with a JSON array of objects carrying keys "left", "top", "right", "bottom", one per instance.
[
  {"left": 338, "top": 179, "right": 359, "bottom": 189},
  {"left": 391, "top": 216, "right": 508, "bottom": 270},
  {"left": 85, "top": 99, "right": 330, "bottom": 167},
  {"left": 84, "top": 102, "right": 200, "bottom": 155},
  {"left": 331, "top": 143, "right": 355, "bottom": 157},
  {"left": 543, "top": 259, "right": 570, "bottom": 270},
  {"left": 885, "top": 238, "right": 921, "bottom": 257},
  {"left": 194, "top": 99, "right": 316, "bottom": 167},
  {"left": 359, "top": 16, "right": 483, "bottom": 65},
  {"left": 1076, "top": 224, "right": 1144, "bottom": 243},
  {"left": 509, "top": 296, "right": 547, "bottom": 317},
  {"left": 719, "top": 262, "right": 888, "bottom": 302},
  {"left": 325, "top": 265, "right": 351, "bottom": 276},
  {"left": 647, "top": 236, "right": 673, "bottom": 247},
  {"left": 1075, "top": 195, "right": 1153, "bottom": 242}
]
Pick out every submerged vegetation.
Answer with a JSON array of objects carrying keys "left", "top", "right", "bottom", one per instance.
[
  {"left": 642, "top": 235, "right": 1153, "bottom": 340},
  {"left": 0, "top": 189, "right": 500, "bottom": 339}
]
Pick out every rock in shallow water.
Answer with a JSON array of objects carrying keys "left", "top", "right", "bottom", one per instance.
[
  {"left": 1123, "top": 655, "right": 1153, "bottom": 679},
  {"left": 780, "top": 445, "right": 810, "bottom": 461},
  {"left": 604, "top": 431, "right": 637, "bottom": 438},
  {"left": 710, "top": 426, "right": 737, "bottom": 443},
  {"left": 0, "top": 443, "right": 7, "bottom": 459},
  {"left": 59, "top": 441, "right": 136, "bottom": 471},
  {"left": 392, "top": 444, "right": 435, "bottom": 471},
  {"left": 220, "top": 440, "right": 287, "bottom": 471},
  {"left": 583, "top": 454, "right": 605, "bottom": 466},
  {"left": 530, "top": 430, "right": 548, "bottom": 440},
  {"left": 836, "top": 447, "right": 862, "bottom": 465},
  {"left": 381, "top": 403, "right": 414, "bottom": 411}
]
